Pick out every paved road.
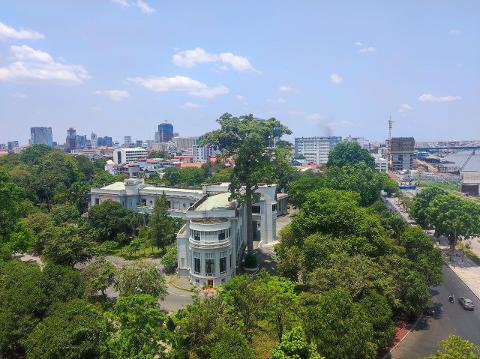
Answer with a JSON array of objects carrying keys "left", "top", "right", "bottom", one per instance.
[{"left": 389, "top": 265, "right": 480, "bottom": 358}]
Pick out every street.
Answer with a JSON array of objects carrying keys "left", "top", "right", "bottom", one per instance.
[{"left": 389, "top": 265, "right": 480, "bottom": 358}]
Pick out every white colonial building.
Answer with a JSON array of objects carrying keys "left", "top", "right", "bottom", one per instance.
[{"left": 90, "top": 180, "right": 286, "bottom": 287}]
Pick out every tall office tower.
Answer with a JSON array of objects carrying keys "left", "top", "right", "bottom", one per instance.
[
  {"left": 294, "top": 136, "right": 342, "bottom": 164},
  {"left": 76, "top": 135, "right": 87, "bottom": 149},
  {"left": 124, "top": 136, "right": 132, "bottom": 147},
  {"left": 66, "top": 128, "right": 77, "bottom": 150},
  {"left": 91, "top": 132, "right": 98, "bottom": 148},
  {"left": 30, "top": 127, "right": 53, "bottom": 147},
  {"left": 158, "top": 122, "right": 173, "bottom": 143},
  {"left": 7, "top": 141, "right": 19, "bottom": 152},
  {"left": 390, "top": 137, "right": 415, "bottom": 171},
  {"left": 135, "top": 140, "right": 143, "bottom": 147}
]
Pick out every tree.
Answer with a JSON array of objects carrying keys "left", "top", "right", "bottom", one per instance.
[
  {"left": 202, "top": 113, "right": 291, "bottom": 253},
  {"left": 426, "top": 335, "right": 480, "bottom": 359},
  {"left": 359, "top": 291, "right": 395, "bottom": 349},
  {"left": 271, "top": 327, "right": 322, "bottom": 359},
  {"left": 0, "top": 261, "right": 47, "bottom": 357},
  {"left": 19, "top": 144, "right": 52, "bottom": 166},
  {"left": 221, "top": 273, "right": 268, "bottom": 342},
  {"left": 24, "top": 299, "right": 107, "bottom": 359},
  {"left": 290, "top": 188, "right": 391, "bottom": 256},
  {"left": 175, "top": 296, "right": 227, "bottom": 359},
  {"left": 210, "top": 327, "right": 257, "bottom": 359},
  {"left": 324, "top": 162, "right": 385, "bottom": 206},
  {"left": 82, "top": 257, "right": 116, "bottom": 298},
  {"left": 88, "top": 200, "right": 138, "bottom": 242},
  {"left": 115, "top": 260, "right": 168, "bottom": 300},
  {"left": 327, "top": 141, "right": 375, "bottom": 169},
  {"left": 383, "top": 177, "right": 399, "bottom": 197},
  {"left": 40, "top": 263, "right": 85, "bottom": 307},
  {"left": 256, "top": 272, "right": 299, "bottom": 341},
  {"left": 0, "top": 168, "right": 27, "bottom": 242},
  {"left": 302, "top": 288, "right": 376, "bottom": 359},
  {"left": 148, "top": 194, "right": 175, "bottom": 249},
  {"left": 399, "top": 226, "right": 442, "bottom": 286},
  {"left": 287, "top": 171, "right": 324, "bottom": 208},
  {"left": 163, "top": 167, "right": 206, "bottom": 187},
  {"left": 427, "top": 194, "right": 480, "bottom": 249},
  {"left": 411, "top": 186, "right": 448, "bottom": 228},
  {"left": 43, "top": 223, "right": 97, "bottom": 266},
  {"left": 104, "top": 294, "right": 175, "bottom": 358},
  {"left": 161, "top": 244, "right": 178, "bottom": 274},
  {"left": 51, "top": 203, "right": 81, "bottom": 225},
  {"left": 23, "top": 211, "right": 55, "bottom": 254}
]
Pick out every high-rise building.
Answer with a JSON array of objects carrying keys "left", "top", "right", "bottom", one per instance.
[
  {"left": 135, "top": 140, "right": 144, "bottom": 148},
  {"left": 91, "top": 133, "right": 98, "bottom": 148},
  {"left": 7, "top": 141, "right": 19, "bottom": 152},
  {"left": 294, "top": 136, "right": 342, "bottom": 164},
  {"left": 173, "top": 136, "right": 199, "bottom": 153},
  {"left": 158, "top": 122, "right": 173, "bottom": 143},
  {"left": 390, "top": 137, "right": 415, "bottom": 171},
  {"left": 193, "top": 145, "right": 219, "bottom": 163},
  {"left": 66, "top": 128, "right": 77, "bottom": 150},
  {"left": 97, "top": 136, "right": 113, "bottom": 147},
  {"left": 124, "top": 136, "right": 132, "bottom": 147},
  {"left": 30, "top": 127, "right": 53, "bottom": 147}
]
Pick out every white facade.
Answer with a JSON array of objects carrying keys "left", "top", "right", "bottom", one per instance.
[
  {"left": 113, "top": 147, "right": 148, "bottom": 164},
  {"left": 192, "top": 145, "right": 219, "bottom": 163},
  {"left": 373, "top": 154, "right": 388, "bottom": 172},
  {"left": 90, "top": 180, "right": 280, "bottom": 287},
  {"left": 173, "top": 137, "right": 198, "bottom": 153},
  {"left": 294, "top": 136, "right": 342, "bottom": 164}
]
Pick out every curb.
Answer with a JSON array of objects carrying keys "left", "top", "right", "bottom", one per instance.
[
  {"left": 168, "top": 276, "right": 194, "bottom": 292},
  {"left": 382, "top": 315, "right": 424, "bottom": 359},
  {"left": 443, "top": 258, "right": 480, "bottom": 303}
]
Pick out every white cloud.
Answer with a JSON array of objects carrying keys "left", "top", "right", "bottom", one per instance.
[
  {"left": 330, "top": 73, "right": 343, "bottom": 84},
  {"left": 136, "top": 0, "right": 155, "bottom": 13},
  {"left": 183, "top": 102, "right": 202, "bottom": 108},
  {"left": 278, "top": 85, "right": 294, "bottom": 92},
  {"left": 267, "top": 97, "right": 286, "bottom": 104},
  {"left": 398, "top": 103, "right": 413, "bottom": 113},
  {"left": 111, "top": 0, "right": 130, "bottom": 6},
  {"left": 359, "top": 46, "right": 375, "bottom": 53},
  {"left": 172, "top": 47, "right": 259, "bottom": 73},
  {"left": 418, "top": 93, "right": 461, "bottom": 103},
  {"left": 95, "top": 89, "right": 130, "bottom": 102},
  {"left": 127, "top": 75, "right": 229, "bottom": 99},
  {"left": 449, "top": 29, "right": 461, "bottom": 35},
  {"left": 0, "top": 22, "right": 44, "bottom": 40},
  {"left": 305, "top": 113, "right": 324, "bottom": 123},
  {"left": 0, "top": 45, "right": 89, "bottom": 85},
  {"left": 236, "top": 95, "right": 245, "bottom": 101},
  {"left": 354, "top": 41, "right": 363, "bottom": 46},
  {"left": 111, "top": 0, "right": 155, "bottom": 13},
  {"left": 10, "top": 92, "right": 28, "bottom": 99}
]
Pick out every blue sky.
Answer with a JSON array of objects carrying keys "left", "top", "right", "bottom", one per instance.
[{"left": 1, "top": 0, "right": 479, "bottom": 145}]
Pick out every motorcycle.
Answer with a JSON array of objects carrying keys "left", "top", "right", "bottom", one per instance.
[{"left": 449, "top": 295, "right": 455, "bottom": 303}]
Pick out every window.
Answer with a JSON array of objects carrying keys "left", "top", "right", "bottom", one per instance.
[
  {"left": 95, "top": 198, "right": 100, "bottom": 205},
  {"left": 220, "top": 257, "right": 227, "bottom": 273},
  {"left": 252, "top": 206, "right": 260, "bottom": 214},
  {"left": 218, "top": 231, "right": 226, "bottom": 241},
  {"left": 194, "top": 230, "right": 200, "bottom": 241},
  {"left": 194, "top": 258, "right": 201, "bottom": 274},
  {"left": 167, "top": 201, "right": 171, "bottom": 208},
  {"left": 141, "top": 199, "right": 147, "bottom": 206},
  {"left": 205, "top": 259, "right": 214, "bottom": 276},
  {"left": 272, "top": 204, "right": 277, "bottom": 211}
]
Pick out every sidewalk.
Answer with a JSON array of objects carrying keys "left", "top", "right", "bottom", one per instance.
[{"left": 437, "top": 237, "right": 480, "bottom": 301}]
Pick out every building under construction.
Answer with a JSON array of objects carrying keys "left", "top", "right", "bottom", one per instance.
[{"left": 390, "top": 137, "right": 415, "bottom": 171}]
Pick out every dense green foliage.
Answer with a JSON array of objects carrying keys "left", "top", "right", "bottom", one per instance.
[
  {"left": 411, "top": 186, "right": 480, "bottom": 247},
  {"left": 426, "top": 335, "right": 480, "bottom": 359},
  {"left": 327, "top": 141, "right": 375, "bottom": 169}
]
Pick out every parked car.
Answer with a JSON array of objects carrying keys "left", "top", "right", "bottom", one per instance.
[{"left": 459, "top": 297, "right": 475, "bottom": 311}]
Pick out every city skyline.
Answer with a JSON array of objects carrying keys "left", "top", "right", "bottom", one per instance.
[{"left": 1, "top": 1, "right": 479, "bottom": 144}]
